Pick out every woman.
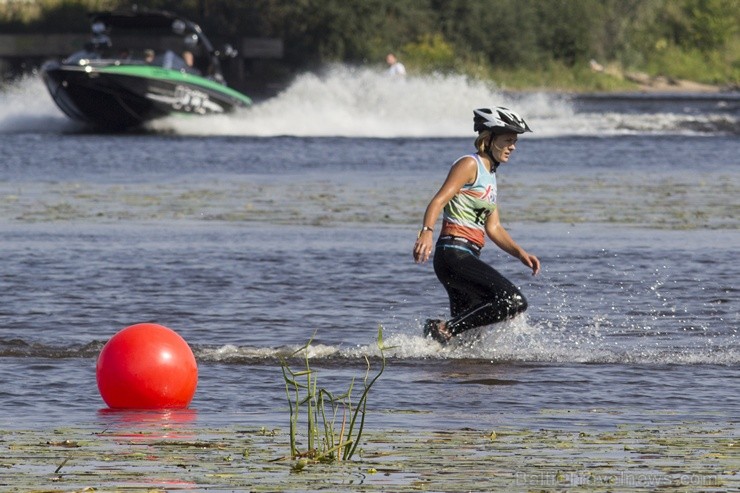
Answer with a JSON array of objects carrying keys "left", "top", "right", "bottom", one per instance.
[{"left": 413, "top": 107, "right": 541, "bottom": 344}]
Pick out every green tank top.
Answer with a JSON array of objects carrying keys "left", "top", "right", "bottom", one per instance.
[{"left": 440, "top": 154, "right": 497, "bottom": 247}]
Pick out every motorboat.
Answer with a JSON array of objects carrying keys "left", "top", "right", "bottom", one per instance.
[{"left": 41, "top": 8, "right": 252, "bottom": 129}]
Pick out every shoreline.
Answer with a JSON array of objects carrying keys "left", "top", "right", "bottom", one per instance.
[
  {"left": 497, "top": 66, "right": 738, "bottom": 96},
  {"left": 3, "top": 419, "right": 737, "bottom": 491},
  {"left": 509, "top": 78, "right": 738, "bottom": 96},
  {"left": 620, "top": 76, "right": 735, "bottom": 95}
]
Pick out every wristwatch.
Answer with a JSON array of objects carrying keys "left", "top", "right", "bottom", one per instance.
[{"left": 418, "top": 226, "right": 434, "bottom": 238}]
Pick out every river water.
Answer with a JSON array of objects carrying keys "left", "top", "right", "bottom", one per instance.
[{"left": 0, "top": 68, "right": 738, "bottom": 434}]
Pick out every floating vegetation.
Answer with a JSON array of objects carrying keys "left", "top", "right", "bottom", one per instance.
[
  {"left": 5, "top": 170, "right": 737, "bottom": 230},
  {"left": 1, "top": 420, "right": 737, "bottom": 491}
]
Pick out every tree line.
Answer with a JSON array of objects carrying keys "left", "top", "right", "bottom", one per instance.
[{"left": 2, "top": 0, "right": 738, "bottom": 87}]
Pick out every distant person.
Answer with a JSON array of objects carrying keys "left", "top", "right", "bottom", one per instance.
[
  {"left": 413, "top": 107, "right": 540, "bottom": 344},
  {"left": 144, "top": 49, "right": 155, "bottom": 64},
  {"left": 386, "top": 53, "right": 406, "bottom": 77},
  {"left": 589, "top": 59, "right": 605, "bottom": 73},
  {"left": 183, "top": 50, "right": 195, "bottom": 67},
  {"left": 182, "top": 50, "right": 200, "bottom": 74},
  {"left": 90, "top": 21, "right": 111, "bottom": 50}
]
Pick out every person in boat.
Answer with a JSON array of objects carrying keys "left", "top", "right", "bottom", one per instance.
[
  {"left": 413, "top": 107, "right": 541, "bottom": 344},
  {"left": 182, "top": 50, "right": 201, "bottom": 75},
  {"left": 156, "top": 50, "right": 200, "bottom": 74},
  {"left": 90, "top": 21, "right": 111, "bottom": 51}
]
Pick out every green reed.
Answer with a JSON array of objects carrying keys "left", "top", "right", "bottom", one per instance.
[{"left": 280, "top": 326, "right": 386, "bottom": 464}]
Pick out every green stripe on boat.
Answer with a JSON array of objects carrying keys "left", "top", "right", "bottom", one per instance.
[{"left": 100, "top": 65, "right": 253, "bottom": 105}]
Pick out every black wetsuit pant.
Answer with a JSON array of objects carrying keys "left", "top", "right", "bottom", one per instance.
[{"left": 433, "top": 241, "right": 528, "bottom": 335}]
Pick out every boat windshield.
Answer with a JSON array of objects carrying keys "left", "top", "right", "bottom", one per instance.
[
  {"left": 64, "top": 49, "right": 102, "bottom": 64},
  {"left": 61, "top": 10, "right": 216, "bottom": 77},
  {"left": 63, "top": 47, "right": 202, "bottom": 76},
  {"left": 152, "top": 50, "right": 199, "bottom": 73}
]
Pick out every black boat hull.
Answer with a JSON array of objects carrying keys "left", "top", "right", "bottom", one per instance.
[{"left": 42, "top": 61, "right": 251, "bottom": 129}]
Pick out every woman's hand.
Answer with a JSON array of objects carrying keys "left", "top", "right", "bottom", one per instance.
[
  {"left": 519, "top": 252, "right": 541, "bottom": 275},
  {"left": 486, "top": 208, "right": 540, "bottom": 275},
  {"left": 413, "top": 156, "right": 477, "bottom": 264},
  {"left": 413, "top": 230, "right": 434, "bottom": 263}
]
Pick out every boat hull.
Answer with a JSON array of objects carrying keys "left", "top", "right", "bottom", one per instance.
[{"left": 42, "top": 61, "right": 251, "bottom": 129}]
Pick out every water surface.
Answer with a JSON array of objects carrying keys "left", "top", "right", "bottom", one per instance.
[{"left": 0, "top": 70, "right": 737, "bottom": 433}]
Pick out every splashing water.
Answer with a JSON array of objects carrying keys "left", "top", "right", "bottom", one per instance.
[
  {"left": 2, "top": 66, "right": 735, "bottom": 137},
  {"left": 187, "top": 313, "right": 738, "bottom": 366},
  {"left": 151, "top": 66, "right": 577, "bottom": 137},
  {"left": 0, "top": 75, "right": 78, "bottom": 133}
]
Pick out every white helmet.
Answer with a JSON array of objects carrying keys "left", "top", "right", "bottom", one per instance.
[{"left": 474, "top": 107, "right": 532, "bottom": 134}]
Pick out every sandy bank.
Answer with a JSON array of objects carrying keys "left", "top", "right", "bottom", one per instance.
[{"left": 623, "top": 71, "right": 730, "bottom": 93}]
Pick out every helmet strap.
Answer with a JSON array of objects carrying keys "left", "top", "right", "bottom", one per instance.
[{"left": 486, "top": 136, "right": 500, "bottom": 173}]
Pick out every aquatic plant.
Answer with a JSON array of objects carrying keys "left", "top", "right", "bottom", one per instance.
[{"left": 280, "top": 326, "right": 386, "bottom": 465}]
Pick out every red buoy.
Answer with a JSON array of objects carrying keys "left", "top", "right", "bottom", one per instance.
[{"left": 96, "top": 323, "right": 198, "bottom": 409}]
